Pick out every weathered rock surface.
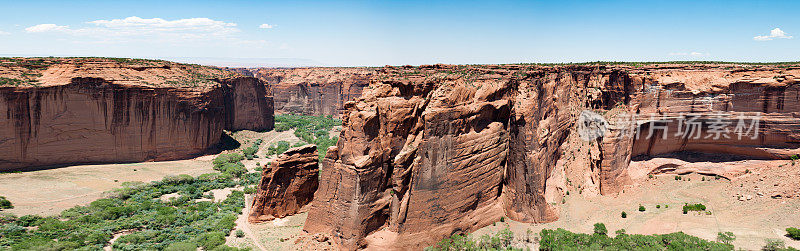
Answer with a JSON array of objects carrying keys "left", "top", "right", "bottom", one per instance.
[
  {"left": 249, "top": 145, "right": 319, "bottom": 223},
  {"left": 0, "top": 58, "right": 273, "bottom": 170},
  {"left": 303, "top": 64, "right": 800, "bottom": 250},
  {"left": 237, "top": 67, "right": 374, "bottom": 117}
]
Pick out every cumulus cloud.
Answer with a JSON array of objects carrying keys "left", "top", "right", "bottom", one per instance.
[
  {"left": 754, "top": 28, "right": 792, "bottom": 41},
  {"left": 259, "top": 24, "right": 274, "bottom": 29},
  {"left": 25, "top": 24, "right": 70, "bottom": 33},
  {"left": 20, "top": 17, "right": 268, "bottom": 46},
  {"left": 668, "top": 51, "right": 708, "bottom": 56}
]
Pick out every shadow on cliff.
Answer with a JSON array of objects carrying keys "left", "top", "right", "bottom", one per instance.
[
  {"left": 2, "top": 133, "right": 242, "bottom": 173},
  {"left": 632, "top": 151, "right": 773, "bottom": 163}
]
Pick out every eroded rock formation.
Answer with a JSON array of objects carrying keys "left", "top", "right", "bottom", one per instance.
[
  {"left": 303, "top": 64, "right": 800, "bottom": 249},
  {"left": 0, "top": 58, "right": 273, "bottom": 170},
  {"left": 237, "top": 67, "right": 374, "bottom": 117},
  {"left": 249, "top": 144, "right": 319, "bottom": 223}
]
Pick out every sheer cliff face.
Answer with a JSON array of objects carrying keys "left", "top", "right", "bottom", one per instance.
[
  {"left": 304, "top": 64, "right": 800, "bottom": 249},
  {"left": 0, "top": 58, "right": 273, "bottom": 170},
  {"left": 243, "top": 67, "right": 374, "bottom": 117}
]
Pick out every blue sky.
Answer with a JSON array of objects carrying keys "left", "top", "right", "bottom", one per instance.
[{"left": 0, "top": 0, "right": 797, "bottom": 66}]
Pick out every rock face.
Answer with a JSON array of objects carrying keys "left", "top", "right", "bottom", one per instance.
[
  {"left": 249, "top": 145, "right": 319, "bottom": 223},
  {"left": 303, "top": 64, "right": 800, "bottom": 249},
  {"left": 0, "top": 58, "right": 273, "bottom": 170},
  {"left": 238, "top": 67, "right": 374, "bottom": 117}
]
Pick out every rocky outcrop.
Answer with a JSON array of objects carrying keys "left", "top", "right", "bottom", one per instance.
[
  {"left": 238, "top": 67, "right": 374, "bottom": 117},
  {"left": 0, "top": 58, "right": 274, "bottom": 170},
  {"left": 303, "top": 64, "right": 800, "bottom": 249},
  {"left": 249, "top": 145, "right": 319, "bottom": 223}
]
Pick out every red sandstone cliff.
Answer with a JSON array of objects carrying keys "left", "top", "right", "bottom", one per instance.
[
  {"left": 0, "top": 58, "right": 273, "bottom": 170},
  {"left": 237, "top": 67, "right": 374, "bottom": 117},
  {"left": 249, "top": 144, "right": 319, "bottom": 223},
  {"left": 302, "top": 64, "right": 800, "bottom": 249}
]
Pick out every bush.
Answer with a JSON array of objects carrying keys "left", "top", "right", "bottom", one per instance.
[
  {"left": 787, "top": 227, "right": 800, "bottom": 240},
  {"left": 165, "top": 241, "right": 198, "bottom": 251},
  {"left": 593, "top": 223, "right": 608, "bottom": 235},
  {"left": 235, "top": 229, "right": 245, "bottom": 238},
  {"left": 717, "top": 231, "right": 735, "bottom": 245},
  {"left": 195, "top": 231, "right": 227, "bottom": 249},
  {"left": 243, "top": 186, "right": 257, "bottom": 194},
  {"left": 683, "top": 203, "right": 707, "bottom": 214},
  {"left": 427, "top": 228, "right": 514, "bottom": 250},
  {"left": 675, "top": 175, "right": 682, "bottom": 180},
  {"left": 267, "top": 141, "right": 291, "bottom": 156},
  {"left": 639, "top": 205, "right": 646, "bottom": 212},
  {"left": 539, "top": 228, "right": 733, "bottom": 250},
  {"left": 0, "top": 196, "right": 13, "bottom": 209},
  {"left": 621, "top": 211, "right": 627, "bottom": 218},
  {"left": 762, "top": 239, "right": 787, "bottom": 251}
]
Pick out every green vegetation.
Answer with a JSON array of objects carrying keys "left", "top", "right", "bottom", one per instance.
[
  {"left": 675, "top": 175, "right": 682, "bottom": 180},
  {"left": 242, "top": 139, "right": 263, "bottom": 160},
  {"left": 593, "top": 223, "right": 608, "bottom": 236},
  {"left": 425, "top": 228, "right": 517, "bottom": 251},
  {"left": 621, "top": 211, "right": 627, "bottom": 218},
  {"left": 0, "top": 172, "right": 259, "bottom": 250},
  {"left": 683, "top": 203, "right": 707, "bottom": 214},
  {"left": 762, "top": 239, "right": 798, "bottom": 251},
  {"left": 212, "top": 153, "right": 247, "bottom": 178},
  {"left": 791, "top": 154, "right": 799, "bottom": 166},
  {"left": 0, "top": 196, "right": 12, "bottom": 209},
  {"left": 539, "top": 228, "right": 733, "bottom": 250},
  {"left": 638, "top": 205, "right": 646, "bottom": 212},
  {"left": 787, "top": 227, "right": 800, "bottom": 240},
  {"left": 273, "top": 114, "right": 342, "bottom": 162},
  {"left": 656, "top": 204, "right": 661, "bottom": 209},
  {"left": 717, "top": 232, "right": 736, "bottom": 245},
  {"left": 267, "top": 141, "right": 292, "bottom": 156}
]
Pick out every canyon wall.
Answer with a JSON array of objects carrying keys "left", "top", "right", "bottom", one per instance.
[
  {"left": 238, "top": 67, "right": 374, "bottom": 117},
  {"left": 303, "top": 64, "right": 800, "bottom": 249},
  {"left": 0, "top": 58, "right": 273, "bottom": 170}
]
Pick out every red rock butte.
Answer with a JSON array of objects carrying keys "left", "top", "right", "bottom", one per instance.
[
  {"left": 299, "top": 63, "right": 800, "bottom": 249},
  {"left": 0, "top": 57, "right": 273, "bottom": 170}
]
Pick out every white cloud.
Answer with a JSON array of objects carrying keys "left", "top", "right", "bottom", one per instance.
[
  {"left": 19, "top": 17, "right": 269, "bottom": 45},
  {"left": 0, "top": 30, "right": 10, "bottom": 35},
  {"left": 669, "top": 51, "right": 708, "bottom": 56},
  {"left": 25, "top": 24, "right": 70, "bottom": 33},
  {"left": 753, "top": 28, "right": 792, "bottom": 41},
  {"left": 259, "top": 24, "right": 274, "bottom": 29}
]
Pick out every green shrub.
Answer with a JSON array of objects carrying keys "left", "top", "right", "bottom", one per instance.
[
  {"left": 683, "top": 203, "right": 707, "bottom": 213},
  {"left": 762, "top": 239, "right": 788, "bottom": 251},
  {"left": 621, "top": 211, "right": 627, "bottom": 218},
  {"left": 267, "top": 141, "right": 291, "bottom": 156},
  {"left": 787, "top": 227, "right": 800, "bottom": 240},
  {"left": 427, "top": 228, "right": 515, "bottom": 250},
  {"left": 594, "top": 223, "right": 608, "bottom": 235},
  {"left": 165, "top": 241, "right": 198, "bottom": 251},
  {"left": 273, "top": 114, "right": 342, "bottom": 162},
  {"left": 539, "top": 228, "right": 733, "bottom": 250},
  {"left": 639, "top": 205, "right": 645, "bottom": 212},
  {"left": 675, "top": 175, "right": 682, "bottom": 180},
  {"left": 717, "top": 231, "right": 736, "bottom": 245},
  {"left": 243, "top": 186, "right": 257, "bottom": 194},
  {"left": 656, "top": 204, "right": 661, "bottom": 209},
  {"left": 235, "top": 229, "right": 245, "bottom": 238},
  {"left": 0, "top": 196, "right": 13, "bottom": 209},
  {"left": 195, "top": 231, "right": 226, "bottom": 249}
]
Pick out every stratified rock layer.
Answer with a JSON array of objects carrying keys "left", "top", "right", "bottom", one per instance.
[
  {"left": 304, "top": 64, "right": 800, "bottom": 250},
  {"left": 239, "top": 67, "right": 374, "bottom": 117},
  {"left": 0, "top": 58, "right": 274, "bottom": 170},
  {"left": 249, "top": 145, "right": 319, "bottom": 223}
]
